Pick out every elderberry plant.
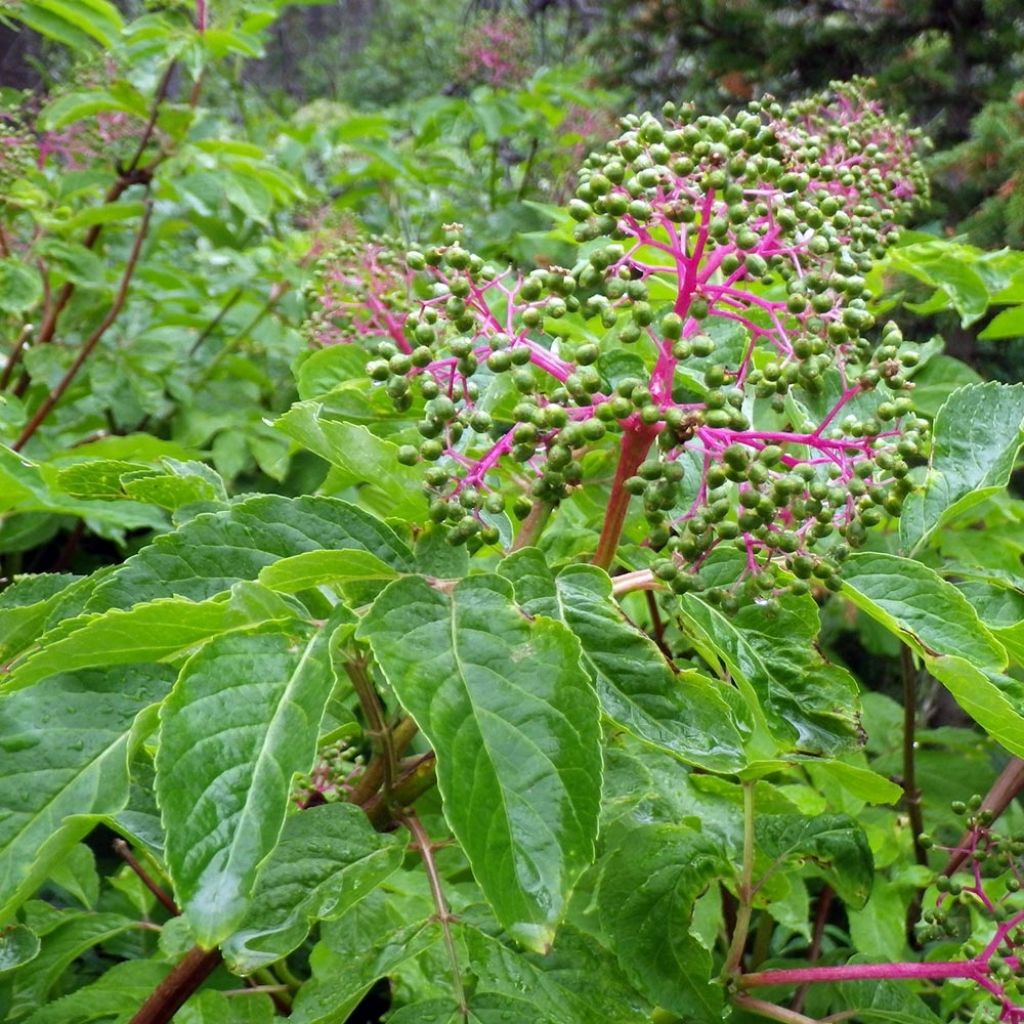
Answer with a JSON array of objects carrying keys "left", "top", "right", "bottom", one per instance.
[{"left": 311, "top": 79, "right": 930, "bottom": 606}]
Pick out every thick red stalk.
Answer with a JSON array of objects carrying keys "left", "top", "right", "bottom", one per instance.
[
  {"left": 592, "top": 421, "right": 660, "bottom": 570},
  {"left": 740, "top": 958, "right": 1013, "bottom": 989}
]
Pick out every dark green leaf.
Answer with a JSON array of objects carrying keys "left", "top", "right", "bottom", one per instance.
[
  {"left": 359, "top": 574, "right": 602, "bottom": 951},
  {"left": 597, "top": 823, "right": 725, "bottom": 1021},
  {"left": 0, "top": 666, "right": 172, "bottom": 922},
  {"left": 755, "top": 814, "right": 874, "bottom": 908},
  {"left": 223, "top": 803, "right": 404, "bottom": 974},
  {"left": 500, "top": 550, "right": 746, "bottom": 773}
]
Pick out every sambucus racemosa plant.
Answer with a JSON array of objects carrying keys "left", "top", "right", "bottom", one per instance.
[{"left": 6, "top": 68, "right": 1024, "bottom": 1024}]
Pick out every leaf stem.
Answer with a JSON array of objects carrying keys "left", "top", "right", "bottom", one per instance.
[
  {"left": 12, "top": 60, "right": 176, "bottom": 397},
  {"left": 402, "top": 809, "right": 468, "bottom": 1018},
  {"left": 733, "top": 993, "right": 824, "bottom": 1024},
  {"left": 344, "top": 655, "right": 398, "bottom": 797},
  {"left": 114, "top": 839, "right": 179, "bottom": 915},
  {"left": 510, "top": 500, "right": 552, "bottom": 551},
  {"left": 348, "top": 714, "right": 419, "bottom": 807},
  {"left": 725, "top": 780, "right": 756, "bottom": 976},
  {"left": 900, "top": 644, "right": 927, "bottom": 867},
  {"left": 739, "top": 959, "right": 1007, "bottom": 988},
  {"left": 0, "top": 324, "right": 32, "bottom": 392},
  {"left": 129, "top": 945, "right": 222, "bottom": 1024}
]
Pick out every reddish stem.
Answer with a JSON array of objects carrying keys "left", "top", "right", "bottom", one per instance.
[
  {"left": 130, "top": 946, "right": 222, "bottom": 1024},
  {"left": 740, "top": 958, "right": 1009, "bottom": 989},
  {"left": 592, "top": 422, "right": 659, "bottom": 570}
]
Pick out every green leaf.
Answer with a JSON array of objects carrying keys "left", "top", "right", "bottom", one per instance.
[
  {"left": 0, "top": 573, "right": 84, "bottom": 663},
  {"left": 155, "top": 627, "right": 335, "bottom": 947},
  {"left": 176, "top": 989, "right": 275, "bottom": 1024},
  {"left": 755, "top": 814, "right": 874, "bottom": 908},
  {"left": 13, "top": 0, "right": 123, "bottom": 49},
  {"left": 20, "top": 960, "right": 168, "bottom": 1023},
  {"left": 89, "top": 495, "right": 414, "bottom": 609},
  {"left": 290, "top": 900, "right": 438, "bottom": 1024},
  {"left": 40, "top": 86, "right": 148, "bottom": 130},
  {"left": 597, "top": 823, "right": 725, "bottom": 1021},
  {"left": 837, "top": 969, "right": 942, "bottom": 1023},
  {"left": 803, "top": 760, "right": 903, "bottom": 805},
  {"left": 0, "top": 446, "right": 165, "bottom": 533},
  {"left": 979, "top": 303, "right": 1024, "bottom": 340},
  {"left": 2, "top": 584, "right": 300, "bottom": 691},
  {"left": 922, "top": 655, "right": 1024, "bottom": 759},
  {"left": 359, "top": 574, "right": 602, "bottom": 951},
  {"left": 841, "top": 552, "right": 1006, "bottom": 668},
  {"left": 900, "top": 383, "right": 1024, "bottom": 554},
  {"left": 0, "top": 262, "right": 42, "bottom": 314},
  {"left": 500, "top": 551, "right": 746, "bottom": 773},
  {"left": 275, "top": 403, "right": 428, "bottom": 521},
  {"left": 258, "top": 550, "right": 401, "bottom": 594},
  {"left": 8, "top": 912, "right": 137, "bottom": 1018},
  {"left": 222, "top": 803, "right": 404, "bottom": 974},
  {"left": 0, "top": 926, "right": 39, "bottom": 976},
  {"left": 0, "top": 666, "right": 173, "bottom": 923},
  {"left": 20, "top": 961, "right": 170, "bottom": 1024},
  {"left": 847, "top": 879, "right": 908, "bottom": 960},
  {"left": 889, "top": 243, "right": 991, "bottom": 326},
  {"left": 681, "top": 589, "right": 859, "bottom": 756},
  {"left": 45, "top": 844, "right": 98, "bottom": 910},
  {"left": 459, "top": 923, "right": 650, "bottom": 1023}
]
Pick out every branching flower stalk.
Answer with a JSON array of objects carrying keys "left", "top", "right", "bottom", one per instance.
[
  {"left": 311, "top": 78, "right": 929, "bottom": 606},
  {"left": 739, "top": 807, "right": 1024, "bottom": 1023}
]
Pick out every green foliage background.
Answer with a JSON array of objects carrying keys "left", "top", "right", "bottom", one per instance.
[{"left": 1, "top": 2, "right": 1024, "bottom": 1024}]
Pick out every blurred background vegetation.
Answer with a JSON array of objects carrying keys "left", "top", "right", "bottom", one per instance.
[{"left": 1, "top": 0, "right": 1022, "bottom": 563}]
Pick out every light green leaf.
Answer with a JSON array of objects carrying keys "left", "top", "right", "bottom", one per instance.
[
  {"left": 258, "top": 550, "right": 400, "bottom": 593},
  {"left": 804, "top": 761, "right": 903, "bottom": 805},
  {"left": 274, "top": 402, "right": 428, "bottom": 521},
  {"left": 0, "top": 666, "right": 173, "bottom": 923},
  {"left": 597, "top": 823, "right": 725, "bottom": 1021},
  {"left": 13, "top": 0, "right": 123, "bottom": 49},
  {"left": 176, "top": 989, "right": 275, "bottom": 1024},
  {"left": 89, "top": 494, "right": 413, "bottom": 610},
  {"left": 2, "top": 584, "right": 300, "bottom": 691},
  {"left": 0, "top": 261, "right": 42, "bottom": 314},
  {"left": 681, "top": 590, "right": 859, "bottom": 756},
  {"left": 45, "top": 844, "right": 98, "bottom": 910},
  {"left": 979, "top": 304, "right": 1024, "bottom": 340},
  {"left": 359, "top": 574, "right": 602, "bottom": 951},
  {"left": 156, "top": 627, "right": 335, "bottom": 947},
  {"left": 900, "top": 383, "right": 1024, "bottom": 554},
  {"left": 847, "top": 879, "right": 908, "bottom": 960},
  {"left": 755, "top": 814, "right": 874, "bottom": 908},
  {"left": 841, "top": 552, "right": 1005, "bottom": 668},
  {"left": 0, "top": 573, "right": 83, "bottom": 663},
  {"left": 223, "top": 803, "right": 404, "bottom": 974},
  {"left": 500, "top": 551, "right": 746, "bottom": 773},
  {"left": 459, "top": 924, "right": 650, "bottom": 1023},
  {"left": 924, "top": 655, "right": 1024, "bottom": 759},
  {"left": 837, "top": 970, "right": 942, "bottom": 1023}
]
